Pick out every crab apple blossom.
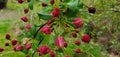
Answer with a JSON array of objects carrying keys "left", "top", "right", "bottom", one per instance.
[
  {"left": 41, "top": 25, "right": 52, "bottom": 34},
  {"left": 0, "top": 48, "right": 4, "bottom": 52},
  {"left": 25, "top": 43, "right": 32, "bottom": 50},
  {"left": 21, "top": 16, "right": 28, "bottom": 22},
  {"left": 50, "top": 0, "right": 55, "bottom": 5},
  {"left": 24, "top": 8, "right": 29, "bottom": 14},
  {"left": 73, "top": 18, "right": 83, "bottom": 28},
  {"left": 37, "top": 45, "right": 51, "bottom": 55},
  {"left": 18, "top": 0, "right": 24, "bottom": 4},
  {"left": 52, "top": 8, "right": 60, "bottom": 17},
  {"left": 5, "top": 34, "right": 10, "bottom": 40},
  {"left": 11, "top": 39, "right": 17, "bottom": 46},
  {"left": 82, "top": 34, "right": 90, "bottom": 43},
  {"left": 55, "top": 36, "right": 66, "bottom": 48}
]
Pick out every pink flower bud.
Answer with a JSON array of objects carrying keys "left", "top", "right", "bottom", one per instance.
[
  {"left": 75, "top": 48, "right": 81, "bottom": 53},
  {"left": 50, "top": 51, "right": 55, "bottom": 57},
  {"left": 25, "top": 43, "right": 32, "bottom": 50},
  {"left": 50, "top": 0, "right": 55, "bottom": 5},
  {"left": 18, "top": 0, "right": 24, "bottom": 4},
  {"left": 21, "top": 16, "right": 28, "bottom": 22},
  {"left": 52, "top": 8, "right": 60, "bottom": 17},
  {"left": 11, "top": 39, "right": 17, "bottom": 46},
  {"left": 41, "top": 25, "right": 52, "bottom": 34},
  {"left": 5, "top": 34, "right": 10, "bottom": 40},
  {"left": 82, "top": 34, "right": 90, "bottom": 43},
  {"left": 75, "top": 40, "right": 81, "bottom": 46},
  {"left": 14, "top": 45, "right": 23, "bottom": 51},
  {"left": 55, "top": 36, "right": 65, "bottom": 48},
  {"left": 73, "top": 18, "right": 83, "bottom": 28},
  {"left": 0, "top": 48, "right": 4, "bottom": 52},
  {"left": 24, "top": 8, "right": 29, "bottom": 14},
  {"left": 25, "top": 24, "right": 31, "bottom": 31},
  {"left": 41, "top": 2, "right": 47, "bottom": 7},
  {"left": 72, "top": 32, "right": 77, "bottom": 38},
  {"left": 37, "top": 45, "right": 51, "bottom": 55}
]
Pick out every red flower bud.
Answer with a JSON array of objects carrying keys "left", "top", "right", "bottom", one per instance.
[
  {"left": 26, "top": 55, "right": 30, "bottom": 57},
  {"left": 75, "top": 29, "right": 79, "bottom": 33},
  {"left": 25, "top": 24, "right": 31, "bottom": 31},
  {"left": 72, "top": 32, "right": 77, "bottom": 38},
  {"left": 52, "top": 8, "right": 60, "bottom": 17},
  {"left": 0, "top": 48, "right": 4, "bottom": 52},
  {"left": 37, "top": 45, "right": 51, "bottom": 55},
  {"left": 21, "top": 16, "right": 28, "bottom": 22},
  {"left": 25, "top": 24, "right": 31, "bottom": 29},
  {"left": 64, "top": 42, "right": 67, "bottom": 48},
  {"left": 47, "top": 20, "right": 52, "bottom": 25},
  {"left": 41, "top": 25, "right": 52, "bottom": 34},
  {"left": 75, "top": 40, "right": 81, "bottom": 46},
  {"left": 82, "top": 34, "right": 90, "bottom": 43},
  {"left": 50, "top": 0, "right": 55, "bottom": 5},
  {"left": 75, "top": 48, "right": 81, "bottom": 53},
  {"left": 73, "top": 18, "right": 83, "bottom": 28},
  {"left": 18, "top": 0, "right": 24, "bottom": 4},
  {"left": 5, "top": 34, "right": 10, "bottom": 40},
  {"left": 25, "top": 43, "right": 32, "bottom": 50},
  {"left": 5, "top": 42, "right": 9, "bottom": 46},
  {"left": 66, "top": 55, "right": 70, "bottom": 57},
  {"left": 24, "top": 8, "right": 29, "bottom": 14},
  {"left": 14, "top": 45, "right": 23, "bottom": 51},
  {"left": 60, "top": 0, "right": 62, "bottom": 2},
  {"left": 88, "top": 7, "right": 96, "bottom": 14},
  {"left": 50, "top": 51, "right": 55, "bottom": 57},
  {"left": 55, "top": 36, "right": 65, "bottom": 48},
  {"left": 11, "top": 39, "right": 17, "bottom": 46},
  {"left": 41, "top": 2, "right": 47, "bottom": 7}
]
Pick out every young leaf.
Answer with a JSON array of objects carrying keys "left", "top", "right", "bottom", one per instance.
[
  {"left": 28, "top": 0, "right": 34, "bottom": 10},
  {"left": 41, "top": 35, "right": 51, "bottom": 45},
  {"left": 38, "top": 12, "right": 52, "bottom": 20}
]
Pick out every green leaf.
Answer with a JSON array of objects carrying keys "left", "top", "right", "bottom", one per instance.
[
  {"left": 32, "top": 40, "right": 38, "bottom": 50},
  {"left": 28, "top": 0, "right": 34, "bottom": 10},
  {"left": 41, "top": 35, "right": 51, "bottom": 45},
  {"left": 64, "top": 48, "right": 73, "bottom": 57},
  {"left": 67, "top": 0, "right": 79, "bottom": 11},
  {"left": 35, "top": 31, "right": 44, "bottom": 41},
  {"left": 25, "top": 32, "right": 32, "bottom": 38},
  {"left": 30, "top": 25, "right": 36, "bottom": 35},
  {"left": 38, "top": 12, "right": 52, "bottom": 20},
  {"left": 40, "top": 0, "right": 49, "bottom": 4}
]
